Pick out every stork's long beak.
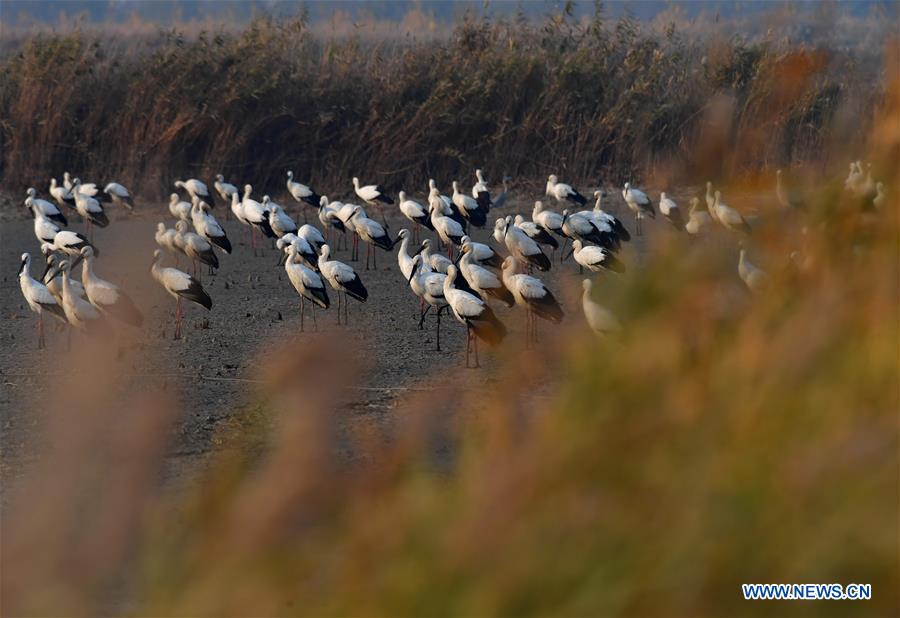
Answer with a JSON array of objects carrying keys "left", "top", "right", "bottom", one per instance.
[
  {"left": 407, "top": 267, "right": 417, "bottom": 284},
  {"left": 412, "top": 242, "right": 426, "bottom": 257},
  {"left": 563, "top": 248, "right": 575, "bottom": 261},
  {"left": 41, "top": 261, "right": 57, "bottom": 284},
  {"left": 18, "top": 258, "right": 26, "bottom": 276}
]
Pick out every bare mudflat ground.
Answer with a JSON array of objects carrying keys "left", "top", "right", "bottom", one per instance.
[{"left": 0, "top": 189, "right": 655, "bottom": 491}]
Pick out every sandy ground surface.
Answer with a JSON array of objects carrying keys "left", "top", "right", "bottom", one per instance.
[{"left": 0, "top": 186, "right": 656, "bottom": 495}]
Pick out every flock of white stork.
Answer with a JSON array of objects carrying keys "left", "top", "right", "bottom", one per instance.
[{"left": 18, "top": 161, "right": 885, "bottom": 367}]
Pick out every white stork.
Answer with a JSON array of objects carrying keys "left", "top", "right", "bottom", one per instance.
[
  {"left": 353, "top": 177, "right": 394, "bottom": 206},
  {"left": 298, "top": 224, "right": 326, "bottom": 252},
  {"left": 444, "top": 264, "right": 506, "bottom": 367},
  {"left": 546, "top": 174, "right": 587, "bottom": 205},
  {"left": 79, "top": 246, "right": 143, "bottom": 327},
  {"left": 151, "top": 250, "right": 212, "bottom": 340},
  {"left": 350, "top": 205, "right": 396, "bottom": 270},
  {"left": 318, "top": 244, "right": 367, "bottom": 325},
  {"left": 214, "top": 174, "right": 239, "bottom": 204},
  {"left": 569, "top": 240, "right": 625, "bottom": 274},
  {"left": 398, "top": 191, "right": 434, "bottom": 243},
  {"left": 26, "top": 188, "right": 67, "bottom": 225},
  {"left": 191, "top": 198, "right": 232, "bottom": 254},
  {"left": 452, "top": 181, "right": 487, "bottom": 228},
  {"left": 18, "top": 252, "right": 66, "bottom": 348},
  {"left": 175, "top": 220, "right": 219, "bottom": 276},
  {"left": 57, "top": 259, "right": 106, "bottom": 340},
  {"left": 175, "top": 178, "right": 215, "bottom": 207},
  {"left": 49, "top": 178, "right": 76, "bottom": 210},
  {"left": 659, "top": 192, "right": 684, "bottom": 230},
  {"left": 685, "top": 198, "right": 712, "bottom": 235},
  {"left": 501, "top": 216, "right": 551, "bottom": 272},
  {"left": 513, "top": 214, "right": 559, "bottom": 250},
  {"left": 287, "top": 171, "right": 321, "bottom": 207},
  {"left": 429, "top": 191, "right": 465, "bottom": 253},
  {"left": 406, "top": 254, "right": 448, "bottom": 347},
  {"left": 102, "top": 182, "right": 135, "bottom": 210},
  {"left": 622, "top": 182, "right": 655, "bottom": 236},
  {"left": 501, "top": 256, "right": 564, "bottom": 345},
  {"left": 265, "top": 195, "right": 298, "bottom": 238},
  {"left": 738, "top": 248, "right": 768, "bottom": 293},
  {"left": 418, "top": 238, "right": 453, "bottom": 275},
  {"left": 283, "top": 240, "right": 329, "bottom": 331},
  {"left": 460, "top": 235, "right": 503, "bottom": 269},
  {"left": 532, "top": 201, "right": 565, "bottom": 238},
  {"left": 712, "top": 191, "right": 752, "bottom": 235},
  {"left": 582, "top": 279, "right": 621, "bottom": 335},
  {"left": 72, "top": 178, "right": 109, "bottom": 238},
  {"left": 169, "top": 193, "right": 192, "bottom": 221},
  {"left": 458, "top": 243, "right": 515, "bottom": 307}
]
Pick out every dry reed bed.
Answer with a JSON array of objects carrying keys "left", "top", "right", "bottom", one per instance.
[{"left": 0, "top": 12, "right": 885, "bottom": 200}]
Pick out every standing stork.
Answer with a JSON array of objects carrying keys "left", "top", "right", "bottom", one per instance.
[
  {"left": 460, "top": 235, "right": 503, "bottom": 269},
  {"left": 501, "top": 256, "right": 564, "bottom": 345},
  {"left": 532, "top": 201, "right": 565, "bottom": 239},
  {"left": 298, "top": 224, "right": 326, "bottom": 252},
  {"left": 429, "top": 190, "right": 465, "bottom": 253},
  {"left": 175, "top": 220, "right": 219, "bottom": 277},
  {"left": 738, "top": 247, "right": 768, "bottom": 293},
  {"left": 214, "top": 174, "right": 239, "bottom": 204},
  {"left": 452, "top": 181, "right": 487, "bottom": 228},
  {"left": 287, "top": 171, "right": 321, "bottom": 222},
  {"left": 317, "top": 196, "right": 346, "bottom": 247},
  {"left": 72, "top": 178, "right": 109, "bottom": 239},
  {"left": 102, "top": 182, "right": 135, "bottom": 210},
  {"left": 582, "top": 279, "right": 621, "bottom": 335},
  {"left": 472, "top": 169, "right": 492, "bottom": 211},
  {"left": 49, "top": 178, "right": 76, "bottom": 211},
  {"left": 685, "top": 197, "right": 712, "bottom": 235},
  {"left": 514, "top": 214, "right": 559, "bottom": 250},
  {"left": 458, "top": 243, "right": 515, "bottom": 307},
  {"left": 155, "top": 222, "right": 180, "bottom": 263},
  {"left": 658, "top": 192, "right": 684, "bottom": 230},
  {"left": 622, "top": 182, "right": 655, "bottom": 236},
  {"left": 151, "top": 249, "right": 212, "bottom": 340},
  {"left": 546, "top": 174, "right": 587, "bottom": 205},
  {"left": 284, "top": 240, "right": 329, "bottom": 332},
  {"left": 79, "top": 246, "right": 143, "bottom": 327},
  {"left": 581, "top": 192, "right": 630, "bottom": 245},
  {"left": 169, "top": 193, "right": 192, "bottom": 221},
  {"left": 712, "top": 191, "right": 752, "bottom": 235},
  {"left": 568, "top": 240, "right": 625, "bottom": 274},
  {"left": 191, "top": 198, "right": 232, "bottom": 254},
  {"left": 26, "top": 188, "right": 67, "bottom": 225},
  {"left": 57, "top": 259, "right": 106, "bottom": 341},
  {"left": 406, "top": 254, "right": 448, "bottom": 346},
  {"left": 560, "top": 210, "right": 618, "bottom": 255},
  {"left": 398, "top": 191, "right": 434, "bottom": 243},
  {"left": 18, "top": 252, "right": 66, "bottom": 349},
  {"left": 353, "top": 177, "right": 394, "bottom": 223},
  {"left": 444, "top": 265, "right": 506, "bottom": 368},
  {"left": 501, "top": 216, "right": 551, "bottom": 272},
  {"left": 418, "top": 238, "right": 453, "bottom": 274},
  {"left": 265, "top": 195, "right": 299, "bottom": 238},
  {"left": 318, "top": 244, "right": 367, "bottom": 325},
  {"left": 175, "top": 178, "right": 215, "bottom": 207},
  {"left": 31, "top": 209, "right": 62, "bottom": 246},
  {"left": 350, "top": 206, "right": 396, "bottom": 270},
  {"left": 241, "top": 185, "right": 276, "bottom": 255}
]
